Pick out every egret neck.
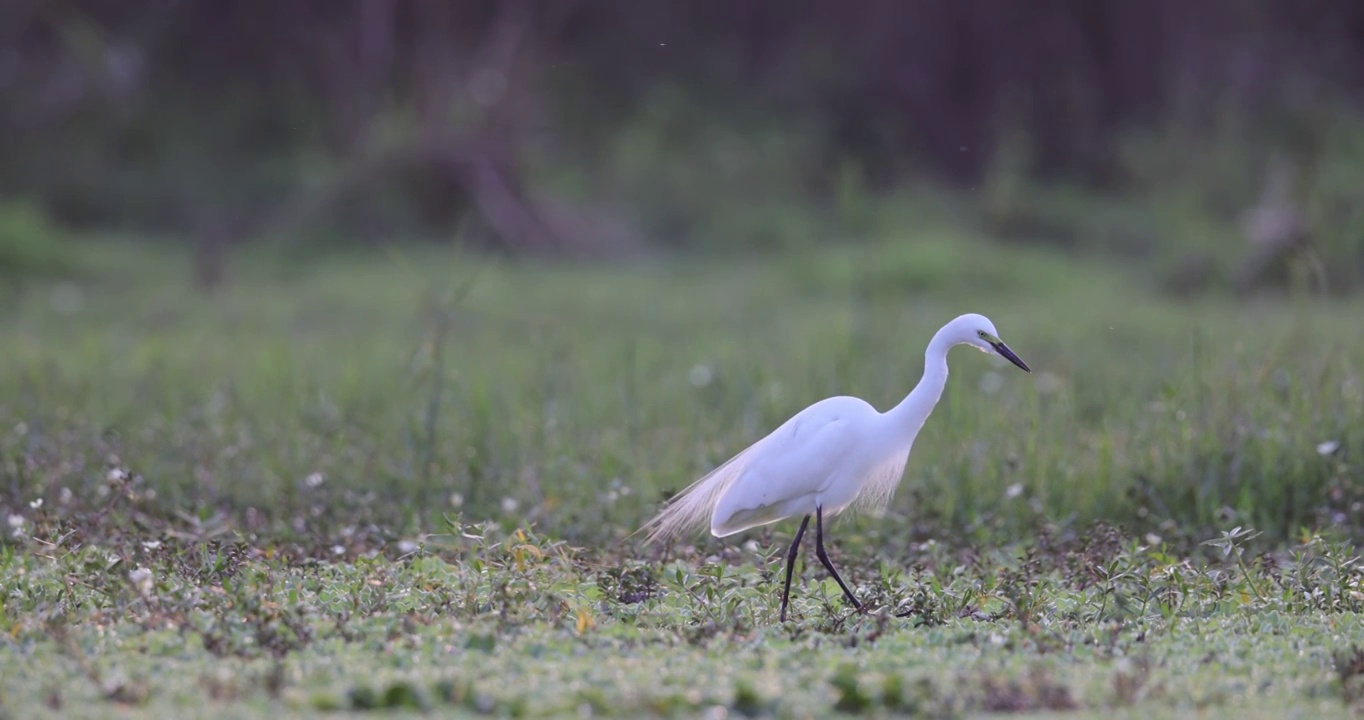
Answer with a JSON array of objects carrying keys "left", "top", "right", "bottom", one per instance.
[{"left": 883, "top": 327, "right": 953, "bottom": 444}]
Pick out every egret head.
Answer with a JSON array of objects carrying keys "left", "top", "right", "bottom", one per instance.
[{"left": 949, "top": 313, "right": 1031, "bottom": 372}]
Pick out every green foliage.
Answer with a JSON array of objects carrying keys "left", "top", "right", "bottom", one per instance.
[
  {"left": 978, "top": 98, "right": 1364, "bottom": 295},
  {"left": 0, "top": 237, "right": 1363, "bottom": 716},
  {"left": 786, "top": 223, "right": 1125, "bottom": 303},
  {"left": 0, "top": 239, "right": 1361, "bottom": 547},
  {"left": 830, "top": 663, "right": 875, "bottom": 713},
  {"left": 3, "top": 514, "right": 1364, "bottom": 717},
  {"left": 1301, "top": 112, "right": 1364, "bottom": 282},
  {"left": 555, "top": 84, "right": 839, "bottom": 252},
  {"left": 0, "top": 199, "right": 79, "bottom": 282}
]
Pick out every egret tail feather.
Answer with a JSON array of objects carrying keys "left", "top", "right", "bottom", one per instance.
[{"left": 634, "top": 444, "right": 761, "bottom": 545}]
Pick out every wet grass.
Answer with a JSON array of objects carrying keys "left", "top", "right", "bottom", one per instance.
[{"left": 2, "top": 235, "right": 1363, "bottom": 717}]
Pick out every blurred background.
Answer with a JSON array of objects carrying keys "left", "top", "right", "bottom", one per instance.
[
  {"left": 2, "top": 1, "right": 1363, "bottom": 548},
  {"left": 2, "top": 0, "right": 1361, "bottom": 289}
]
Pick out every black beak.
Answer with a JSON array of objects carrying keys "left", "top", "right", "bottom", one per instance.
[{"left": 991, "top": 341, "right": 1031, "bottom": 373}]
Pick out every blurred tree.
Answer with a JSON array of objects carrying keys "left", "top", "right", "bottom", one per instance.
[{"left": 0, "top": 0, "right": 1361, "bottom": 267}]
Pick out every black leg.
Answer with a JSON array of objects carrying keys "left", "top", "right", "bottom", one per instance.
[
  {"left": 815, "top": 506, "right": 864, "bottom": 612},
  {"left": 779, "top": 515, "right": 810, "bottom": 622}
]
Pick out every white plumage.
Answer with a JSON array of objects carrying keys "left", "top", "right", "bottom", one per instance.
[{"left": 638, "top": 313, "right": 1031, "bottom": 621}]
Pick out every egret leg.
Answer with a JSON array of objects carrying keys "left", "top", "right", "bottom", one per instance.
[
  {"left": 779, "top": 515, "right": 811, "bottom": 622},
  {"left": 815, "top": 506, "right": 864, "bottom": 612}
]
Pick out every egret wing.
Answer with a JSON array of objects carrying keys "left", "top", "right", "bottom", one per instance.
[
  {"left": 636, "top": 396, "right": 878, "bottom": 544},
  {"left": 710, "top": 398, "right": 870, "bottom": 535}
]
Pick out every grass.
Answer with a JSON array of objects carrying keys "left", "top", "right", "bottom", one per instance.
[
  {"left": 2, "top": 230, "right": 1364, "bottom": 717},
  {"left": 4, "top": 519, "right": 1364, "bottom": 718}
]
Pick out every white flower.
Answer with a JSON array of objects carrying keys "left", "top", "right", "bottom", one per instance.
[
  {"left": 129, "top": 567, "right": 153, "bottom": 597},
  {"left": 688, "top": 365, "right": 714, "bottom": 388}
]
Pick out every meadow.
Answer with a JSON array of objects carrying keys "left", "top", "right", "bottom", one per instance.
[{"left": 2, "top": 228, "right": 1363, "bottom": 718}]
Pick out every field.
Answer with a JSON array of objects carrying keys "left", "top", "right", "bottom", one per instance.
[{"left": 2, "top": 231, "right": 1364, "bottom": 718}]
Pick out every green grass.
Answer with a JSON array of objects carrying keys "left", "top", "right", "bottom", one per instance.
[
  {"left": 2, "top": 233, "right": 1364, "bottom": 717},
  {"left": 3, "top": 233, "right": 1359, "bottom": 544},
  {"left": 4, "top": 520, "right": 1364, "bottom": 718}
]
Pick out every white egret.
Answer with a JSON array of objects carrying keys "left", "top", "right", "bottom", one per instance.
[{"left": 638, "top": 313, "right": 1031, "bottom": 621}]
